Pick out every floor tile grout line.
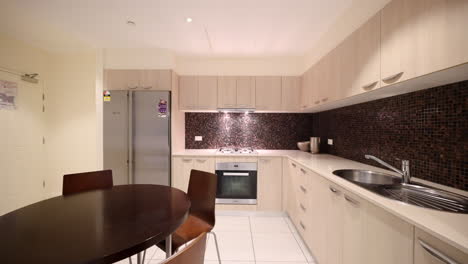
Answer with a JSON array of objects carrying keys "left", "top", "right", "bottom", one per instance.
[{"left": 248, "top": 216, "right": 257, "bottom": 264}]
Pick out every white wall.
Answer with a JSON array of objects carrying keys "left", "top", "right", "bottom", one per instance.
[
  {"left": 0, "top": 35, "right": 49, "bottom": 215},
  {"left": 44, "top": 51, "right": 99, "bottom": 197},
  {"left": 103, "top": 48, "right": 176, "bottom": 69}
]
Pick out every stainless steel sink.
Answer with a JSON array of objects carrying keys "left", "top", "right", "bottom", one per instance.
[
  {"left": 332, "top": 169, "right": 468, "bottom": 214},
  {"left": 333, "top": 169, "right": 401, "bottom": 185}
]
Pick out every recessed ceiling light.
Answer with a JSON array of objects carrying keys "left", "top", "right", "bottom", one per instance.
[
  {"left": 186, "top": 17, "right": 193, "bottom": 23},
  {"left": 126, "top": 20, "right": 136, "bottom": 26}
]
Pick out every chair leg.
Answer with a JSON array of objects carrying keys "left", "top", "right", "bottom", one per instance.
[
  {"left": 129, "top": 257, "right": 132, "bottom": 264},
  {"left": 142, "top": 250, "right": 146, "bottom": 264},
  {"left": 210, "top": 231, "right": 222, "bottom": 264}
]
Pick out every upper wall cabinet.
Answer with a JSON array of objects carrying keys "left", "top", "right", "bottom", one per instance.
[
  {"left": 104, "top": 69, "right": 172, "bottom": 91},
  {"left": 380, "top": 0, "right": 468, "bottom": 87},
  {"left": 255, "top": 76, "right": 282, "bottom": 110},
  {"left": 179, "top": 76, "right": 218, "bottom": 111},
  {"left": 197, "top": 76, "right": 218, "bottom": 110},
  {"left": 217, "top": 76, "right": 256, "bottom": 109},
  {"left": 281, "top": 76, "right": 301, "bottom": 111},
  {"left": 236, "top": 76, "right": 256, "bottom": 108}
]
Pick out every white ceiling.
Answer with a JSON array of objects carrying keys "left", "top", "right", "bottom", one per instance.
[{"left": 0, "top": 0, "right": 353, "bottom": 56}]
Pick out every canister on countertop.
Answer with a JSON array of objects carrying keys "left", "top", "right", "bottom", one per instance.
[{"left": 310, "top": 137, "right": 320, "bottom": 154}]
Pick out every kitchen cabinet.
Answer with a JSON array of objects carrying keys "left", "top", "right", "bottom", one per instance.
[
  {"left": 326, "top": 183, "right": 343, "bottom": 264},
  {"left": 304, "top": 168, "right": 328, "bottom": 264},
  {"left": 255, "top": 76, "right": 282, "bottom": 111},
  {"left": 257, "top": 157, "right": 282, "bottom": 211},
  {"left": 179, "top": 76, "right": 218, "bottom": 110},
  {"left": 342, "top": 191, "right": 367, "bottom": 264},
  {"left": 197, "top": 76, "right": 218, "bottom": 110},
  {"left": 365, "top": 202, "right": 414, "bottom": 264},
  {"left": 286, "top": 160, "right": 299, "bottom": 225},
  {"left": 414, "top": 227, "right": 468, "bottom": 264},
  {"left": 104, "top": 69, "right": 172, "bottom": 91},
  {"left": 337, "top": 32, "right": 357, "bottom": 98},
  {"left": 281, "top": 76, "right": 301, "bottom": 111},
  {"left": 172, "top": 156, "right": 215, "bottom": 192},
  {"left": 217, "top": 76, "right": 255, "bottom": 109},
  {"left": 179, "top": 76, "right": 198, "bottom": 110},
  {"left": 354, "top": 12, "right": 381, "bottom": 94},
  {"left": 217, "top": 76, "right": 237, "bottom": 108},
  {"left": 301, "top": 66, "right": 319, "bottom": 109},
  {"left": 236, "top": 76, "right": 256, "bottom": 108}
]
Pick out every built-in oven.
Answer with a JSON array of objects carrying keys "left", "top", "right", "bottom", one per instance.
[{"left": 215, "top": 162, "right": 257, "bottom": 205}]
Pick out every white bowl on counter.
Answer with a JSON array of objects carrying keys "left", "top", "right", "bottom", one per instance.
[{"left": 297, "top": 141, "right": 310, "bottom": 152}]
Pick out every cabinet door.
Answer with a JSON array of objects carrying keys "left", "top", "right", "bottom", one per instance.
[
  {"left": 355, "top": 12, "right": 381, "bottom": 94},
  {"left": 413, "top": 0, "right": 468, "bottom": 76},
  {"left": 104, "top": 70, "right": 139, "bottom": 90},
  {"left": 338, "top": 32, "right": 358, "bottom": 98},
  {"left": 305, "top": 170, "right": 328, "bottom": 264},
  {"left": 139, "top": 70, "right": 159, "bottom": 90},
  {"left": 414, "top": 227, "right": 468, "bottom": 264},
  {"left": 300, "top": 69, "right": 312, "bottom": 109},
  {"left": 342, "top": 192, "right": 367, "bottom": 264},
  {"left": 326, "top": 184, "right": 344, "bottom": 264},
  {"left": 197, "top": 76, "right": 218, "bottom": 110},
  {"left": 287, "top": 161, "right": 299, "bottom": 225},
  {"left": 381, "top": 0, "right": 417, "bottom": 86},
  {"left": 193, "top": 157, "right": 215, "bottom": 173},
  {"left": 281, "top": 76, "right": 300, "bottom": 111},
  {"left": 172, "top": 157, "right": 194, "bottom": 192},
  {"left": 257, "top": 157, "right": 282, "bottom": 211},
  {"left": 217, "top": 76, "right": 237, "bottom": 108},
  {"left": 179, "top": 76, "right": 198, "bottom": 110},
  {"left": 157, "top": 70, "right": 172, "bottom": 91},
  {"left": 236, "top": 76, "right": 255, "bottom": 108},
  {"left": 255, "top": 76, "right": 282, "bottom": 110},
  {"left": 365, "top": 202, "right": 414, "bottom": 264}
]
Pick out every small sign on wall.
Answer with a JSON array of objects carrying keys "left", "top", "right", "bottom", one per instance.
[
  {"left": 103, "top": 90, "right": 111, "bottom": 102},
  {"left": 0, "top": 80, "right": 18, "bottom": 110}
]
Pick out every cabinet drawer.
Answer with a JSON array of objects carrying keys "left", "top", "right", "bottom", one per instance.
[{"left": 415, "top": 227, "right": 468, "bottom": 264}]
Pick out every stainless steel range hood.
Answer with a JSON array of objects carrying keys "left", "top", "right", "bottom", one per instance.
[{"left": 217, "top": 108, "right": 255, "bottom": 113}]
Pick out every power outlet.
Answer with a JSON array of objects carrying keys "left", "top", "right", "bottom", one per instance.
[
  {"left": 195, "top": 136, "right": 203, "bottom": 141},
  {"left": 328, "top": 139, "right": 333, "bottom": 145}
]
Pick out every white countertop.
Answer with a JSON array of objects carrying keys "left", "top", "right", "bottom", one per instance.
[{"left": 173, "top": 149, "right": 468, "bottom": 253}]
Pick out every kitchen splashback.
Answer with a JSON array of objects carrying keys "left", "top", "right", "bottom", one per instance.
[
  {"left": 313, "top": 80, "right": 468, "bottom": 191},
  {"left": 185, "top": 113, "right": 314, "bottom": 149}
]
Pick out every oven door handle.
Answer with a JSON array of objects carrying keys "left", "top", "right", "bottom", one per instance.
[{"left": 223, "top": 172, "right": 250, "bottom": 177}]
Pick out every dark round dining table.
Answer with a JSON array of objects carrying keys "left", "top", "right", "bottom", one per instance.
[{"left": 0, "top": 184, "right": 191, "bottom": 264}]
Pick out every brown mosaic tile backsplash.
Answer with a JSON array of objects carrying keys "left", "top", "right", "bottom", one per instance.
[
  {"left": 313, "top": 81, "right": 468, "bottom": 191},
  {"left": 185, "top": 113, "right": 314, "bottom": 149},
  {"left": 185, "top": 80, "right": 467, "bottom": 191}
]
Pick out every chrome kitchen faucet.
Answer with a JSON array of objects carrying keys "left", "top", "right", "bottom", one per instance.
[{"left": 365, "top": 155, "right": 411, "bottom": 184}]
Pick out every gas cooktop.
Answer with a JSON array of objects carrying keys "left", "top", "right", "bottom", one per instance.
[{"left": 217, "top": 147, "right": 257, "bottom": 154}]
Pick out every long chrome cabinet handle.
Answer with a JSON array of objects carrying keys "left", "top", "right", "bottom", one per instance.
[
  {"left": 382, "top": 71, "right": 404, "bottom": 83},
  {"left": 344, "top": 195, "right": 359, "bottom": 206},
  {"left": 419, "top": 239, "right": 459, "bottom": 264}
]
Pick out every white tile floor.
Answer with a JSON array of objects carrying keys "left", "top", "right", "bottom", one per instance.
[{"left": 114, "top": 214, "right": 316, "bottom": 264}]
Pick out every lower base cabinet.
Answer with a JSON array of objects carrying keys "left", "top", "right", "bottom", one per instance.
[
  {"left": 365, "top": 202, "right": 414, "bottom": 264},
  {"left": 172, "top": 157, "right": 215, "bottom": 192},
  {"left": 414, "top": 227, "right": 468, "bottom": 264}
]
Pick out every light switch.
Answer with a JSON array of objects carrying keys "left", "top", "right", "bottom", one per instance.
[
  {"left": 195, "top": 136, "right": 203, "bottom": 141},
  {"left": 328, "top": 139, "right": 333, "bottom": 145}
]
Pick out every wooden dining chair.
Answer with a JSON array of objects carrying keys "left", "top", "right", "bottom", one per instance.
[
  {"left": 160, "top": 232, "right": 207, "bottom": 264},
  {"left": 156, "top": 169, "right": 221, "bottom": 263},
  {"left": 62, "top": 170, "right": 113, "bottom": 195}
]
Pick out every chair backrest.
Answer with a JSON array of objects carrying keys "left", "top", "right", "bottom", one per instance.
[
  {"left": 187, "top": 169, "right": 217, "bottom": 227},
  {"left": 62, "top": 170, "right": 113, "bottom": 195},
  {"left": 161, "top": 232, "right": 207, "bottom": 264}
]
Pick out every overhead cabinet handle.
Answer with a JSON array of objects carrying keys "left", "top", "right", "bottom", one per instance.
[
  {"left": 382, "top": 72, "right": 404, "bottom": 83},
  {"left": 299, "top": 221, "right": 306, "bottom": 230},
  {"left": 419, "top": 239, "right": 459, "bottom": 264},
  {"left": 300, "top": 168, "right": 307, "bottom": 174},
  {"left": 182, "top": 159, "right": 192, "bottom": 162},
  {"left": 196, "top": 159, "right": 207, "bottom": 163},
  {"left": 128, "top": 86, "right": 138, "bottom": 90},
  {"left": 329, "top": 186, "right": 340, "bottom": 194},
  {"left": 362, "top": 81, "right": 378, "bottom": 90},
  {"left": 300, "top": 203, "right": 307, "bottom": 212},
  {"left": 300, "top": 185, "right": 307, "bottom": 194}
]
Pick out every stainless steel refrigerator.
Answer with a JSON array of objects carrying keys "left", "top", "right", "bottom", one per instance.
[{"left": 103, "top": 90, "right": 171, "bottom": 186}]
